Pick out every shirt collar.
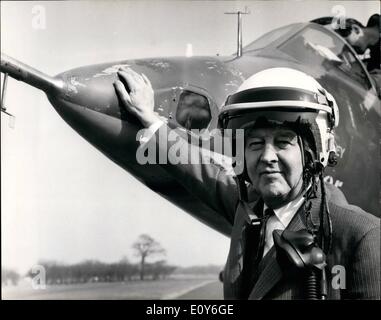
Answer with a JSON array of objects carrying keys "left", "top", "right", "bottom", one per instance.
[{"left": 263, "top": 192, "right": 305, "bottom": 228}]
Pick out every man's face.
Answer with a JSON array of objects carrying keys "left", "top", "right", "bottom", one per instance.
[{"left": 245, "top": 126, "right": 304, "bottom": 208}]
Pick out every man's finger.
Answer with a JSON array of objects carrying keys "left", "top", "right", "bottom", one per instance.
[
  {"left": 119, "top": 67, "right": 144, "bottom": 86},
  {"left": 124, "top": 66, "right": 142, "bottom": 78},
  {"left": 114, "top": 80, "right": 132, "bottom": 106},
  {"left": 117, "top": 70, "right": 139, "bottom": 93},
  {"left": 141, "top": 73, "right": 152, "bottom": 88}
]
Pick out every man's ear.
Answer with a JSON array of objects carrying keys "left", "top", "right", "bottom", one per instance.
[
  {"left": 347, "top": 24, "right": 364, "bottom": 44},
  {"left": 352, "top": 24, "right": 362, "bottom": 34},
  {"left": 352, "top": 24, "right": 360, "bottom": 34}
]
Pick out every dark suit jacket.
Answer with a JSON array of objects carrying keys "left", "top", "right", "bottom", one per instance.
[{"left": 151, "top": 125, "right": 380, "bottom": 299}]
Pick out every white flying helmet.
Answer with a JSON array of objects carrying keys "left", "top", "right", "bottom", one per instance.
[{"left": 218, "top": 67, "right": 339, "bottom": 167}]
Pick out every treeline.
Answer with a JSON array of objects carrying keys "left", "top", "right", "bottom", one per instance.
[
  {"left": 2, "top": 235, "right": 221, "bottom": 286},
  {"left": 26, "top": 259, "right": 176, "bottom": 285},
  {"left": 2, "top": 263, "right": 224, "bottom": 286},
  {"left": 2, "top": 268, "right": 21, "bottom": 286},
  {"left": 173, "top": 265, "right": 223, "bottom": 275}
]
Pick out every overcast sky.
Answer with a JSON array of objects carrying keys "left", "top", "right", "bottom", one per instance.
[{"left": 1, "top": 0, "right": 378, "bottom": 275}]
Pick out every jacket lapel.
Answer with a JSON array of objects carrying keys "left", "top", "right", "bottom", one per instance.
[
  {"left": 225, "top": 199, "right": 262, "bottom": 299},
  {"left": 248, "top": 190, "right": 324, "bottom": 300}
]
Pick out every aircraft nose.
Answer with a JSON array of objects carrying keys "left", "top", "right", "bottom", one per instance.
[{"left": 47, "top": 88, "right": 142, "bottom": 164}]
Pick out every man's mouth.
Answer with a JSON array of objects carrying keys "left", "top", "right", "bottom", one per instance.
[{"left": 260, "top": 170, "right": 282, "bottom": 176}]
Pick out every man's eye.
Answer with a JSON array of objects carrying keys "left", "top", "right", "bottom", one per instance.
[
  {"left": 276, "top": 140, "right": 292, "bottom": 148},
  {"left": 248, "top": 141, "right": 263, "bottom": 149}
]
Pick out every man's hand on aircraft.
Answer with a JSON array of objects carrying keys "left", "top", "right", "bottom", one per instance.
[{"left": 114, "top": 67, "right": 158, "bottom": 128}]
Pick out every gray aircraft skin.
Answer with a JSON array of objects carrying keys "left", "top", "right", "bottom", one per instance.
[{"left": 1, "top": 22, "right": 380, "bottom": 236}]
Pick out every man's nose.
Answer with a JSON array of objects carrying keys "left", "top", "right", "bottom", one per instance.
[{"left": 260, "top": 143, "right": 278, "bottom": 163}]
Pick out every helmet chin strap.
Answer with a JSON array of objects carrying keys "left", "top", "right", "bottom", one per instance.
[
  {"left": 290, "top": 171, "right": 306, "bottom": 199},
  {"left": 298, "top": 135, "right": 306, "bottom": 168}
]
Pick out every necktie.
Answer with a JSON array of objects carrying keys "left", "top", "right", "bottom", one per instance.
[{"left": 254, "top": 208, "right": 275, "bottom": 267}]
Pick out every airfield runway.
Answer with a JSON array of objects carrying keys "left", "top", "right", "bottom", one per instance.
[
  {"left": 2, "top": 278, "right": 223, "bottom": 300},
  {"left": 175, "top": 280, "right": 223, "bottom": 299}
]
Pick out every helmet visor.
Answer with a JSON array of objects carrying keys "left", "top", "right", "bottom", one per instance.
[{"left": 219, "top": 107, "right": 321, "bottom": 130}]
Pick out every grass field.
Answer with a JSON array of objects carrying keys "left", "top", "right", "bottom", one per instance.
[{"left": 2, "top": 277, "right": 223, "bottom": 300}]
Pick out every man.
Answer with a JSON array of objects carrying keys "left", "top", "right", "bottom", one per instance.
[
  {"left": 114, "top": 67, "right": 380, "bottom": 299},
  {"left": 311, "top": 14, "right": 380, "bottom": 72}
]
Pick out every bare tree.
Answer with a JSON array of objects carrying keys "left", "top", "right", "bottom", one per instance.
[{"left": 132, "top": 234, "right": 166, "bottom": 280}]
